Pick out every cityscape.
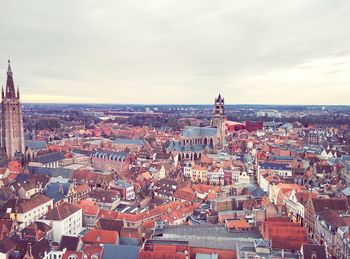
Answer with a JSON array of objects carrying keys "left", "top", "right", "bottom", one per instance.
[{"left": 1, "top": 1, "right": 350, "bottom": 259}]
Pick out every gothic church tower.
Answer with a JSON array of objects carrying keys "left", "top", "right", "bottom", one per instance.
[
  {"left": 1, "top": 60, "right": 25, "bottom": 160},
  {"left": 211, "top": 94, "right": 226, "bottom": 147}
]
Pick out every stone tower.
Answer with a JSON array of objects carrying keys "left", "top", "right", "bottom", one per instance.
[
  {"left": 1, "top": 60, "right": 25, "bottom": 160},
  {"left": 211, "top": 94, "right": 226, "bottom": 147}
]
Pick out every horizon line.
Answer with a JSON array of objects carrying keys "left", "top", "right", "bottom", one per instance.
[{"left": 21, "top": 102, "right": 350, "bottom": 107}]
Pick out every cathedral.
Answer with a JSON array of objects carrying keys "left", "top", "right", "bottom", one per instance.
[
  {"left": 167, "top": 94, "right": 226, "bottom": 161},
  {"left": 1, "top": 60, "right": 25, "bottom": 160}
]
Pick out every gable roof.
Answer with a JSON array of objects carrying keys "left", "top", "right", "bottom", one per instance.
[
  {"left": 43, "top": 202, "right": 80, "bottom": 221},
  {"left": 25, "top": 141, "right": 47, "bottom": 151},
  {"left": 96, "top": 218, "right": 124, "bottom": 233},
  {"left": 82, "top": 229, "right": 119, "bottom": 244},
  {"left": 11, "top": 238, "right": 51, "bottom": 259},
  {"left": 302, "top": 244, "right": 326, "bottom": 259},
  {"left": 33, "top": 152, "right": 65, "bottom": 164},
  {"left": 260, "top": 220, "right": 307, "bottom": 250},
  {"left": 182, "top": 126, "right": 218, "bottom": 138},
  {"left": 0, "top": 194, "right": 52, "bottom": 215},
  {"left": 44, "top": 182, "right": 71, "bottom": 203},
  {"left": 59, "top": 235, "right": 81, "bottom": 251},
  {"left": 76, "top": 200, "right": 99, "bottom": 216},
  {"left": 311, "top": 198, "right": 349, "bottom": 212},
  {"left": 113, "top": 138, "right": 145, "bottom": 146},
  {"left": 28, "top": 166, "right": 73, "bottom": 179},
  {"left": 87, "top": 189, "right": 120, "bottom": 204}
]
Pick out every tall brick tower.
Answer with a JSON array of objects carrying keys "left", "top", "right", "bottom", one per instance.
[
  {"left": 1, "top": 60, "right": 25, "bottom": 160},
  {"left": 211, "top": 94, "right": 226, "bottom": 147}
]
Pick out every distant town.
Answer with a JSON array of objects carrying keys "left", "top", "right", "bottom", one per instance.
[{"left": 1, "top": 62, "right": 350, "bottom": 259}]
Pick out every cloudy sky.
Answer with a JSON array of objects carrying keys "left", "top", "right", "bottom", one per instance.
[{"left": 0, "top": 0, "right": 349, "bottom": 105}]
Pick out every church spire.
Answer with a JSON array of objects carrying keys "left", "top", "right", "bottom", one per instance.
[
  {"left": 5, "top": 60, "right": 16, "bottom": 99},
  {"left": 1, "top": 86, "right": 4, "bottom": 99}
]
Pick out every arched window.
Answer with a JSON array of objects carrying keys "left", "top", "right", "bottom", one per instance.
[{"left": 210, "top": 138, "right": 214, "bottom": 148}]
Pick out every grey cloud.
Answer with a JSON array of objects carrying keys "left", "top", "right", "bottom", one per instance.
[{"left": 0, "top": 0, "right": 349, "bottom": 104}]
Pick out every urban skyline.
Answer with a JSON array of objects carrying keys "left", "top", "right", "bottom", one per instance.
[{"left": 1, "top": 2, "right": 350, "bottom": 258}]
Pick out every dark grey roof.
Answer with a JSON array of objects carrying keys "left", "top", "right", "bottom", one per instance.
[
  {"left": 33, "top": 152, "right": 65, "bottom": 164},
  {"left": 182, "top": 126, "right": 218, "bottom": 138},
  {"left": 92, "top": 150, "right": 127, "bottom": 162},
  {"left": 10, "top": 238, "right": 51, "bottom": 259},
  {"left": 341, "top": 187, "right": 350, "bottom": 197},
  {"left": 28, "top": 166, "right": 73, "bottom": 179},
  {"left": 113, "top": 138, "right": 145, "bottom": 146},
  {"left": 44, "top": 182, "right": 71, "bottom": 203},
  {"left": 166, "top": 141, "right": 206, "bottom": 153},
  {"left": 260, "top": 162, "right": 291, "bottom": 170},
  {"left": 302, "top": 244, "right": 326, "bottom": 259},
  {"left": 269, "top": 155, "right": 293, "bottom": 161},
  {"left": 72, "top": 149, "right": 91, "bottom": 156},
  {"left": 102, "top": 244, "right": 140, "bottom": 259},
  {"left": 25, "top": 141, "right": 47, "bottom": 151},
  {"left": 97, "top": 218, "right": 124, "bottom": 232},
  {"left": 115, "top": 180, "right": 133, "bottom": 189},
  {"left": 250, "top": 187, "right": 267, "bottom": 198},
  {"left": 59, "top": 235, "right": 81, "bottom": 251},
  {"left": 154, "top": 225, "right": 262, "bottom": 239},
  {"left": 340, "top": 155, "right": 350, "bottom": 163}
]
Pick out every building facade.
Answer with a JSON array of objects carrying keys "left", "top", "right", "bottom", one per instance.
[
  {"left": 1, "top": 60, "right": 25, "bottom": 160},
  {"left": 42, "top": 202, "right": 82, "bottom": 243},
  {"left": 91, "top": 150, "right": 130, "bottom": 172}
]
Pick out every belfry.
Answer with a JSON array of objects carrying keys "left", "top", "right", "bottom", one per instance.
[{"left": 211, "top": 94, "right": 226, "bottom": 146}]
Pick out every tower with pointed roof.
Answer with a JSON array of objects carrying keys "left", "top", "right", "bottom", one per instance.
[
  {"left": 211, "top": 94, "right": 226, "bottom": 147},
  {"left": 1, "top": 60, "right": 25, "bottom": 160}
]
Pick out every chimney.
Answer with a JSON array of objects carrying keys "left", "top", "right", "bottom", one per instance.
[
  {"left": 59, "top": 183, "right": 64, "bottom": 194},
  {"left": 277, "top": 205, "right": 282, "bottom": 214},
  {"left": 184, "top": 250, "right": 189, "bottom": 259}
]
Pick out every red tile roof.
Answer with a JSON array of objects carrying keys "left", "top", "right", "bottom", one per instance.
[
  {"left": 226, "top": 220, "right": 251, "bottom": 230},
  {"left": 173, "top": 187, "right": 196, "bottom": 202},
  {"left": 99, "top": 201, "right": 192, "bottom": 224},
  {"left": 82, "top": 229, "right": 119, "bottom": 244},
  {"left": 120, "top": 227, "right": 141, "bottom": 239},
  {"left": 260, "top": 220, "right": 307, "bottom": 250},
  {"left": 62, "top": 251, "right": 83, "bottom": 259},
  {"left": 83, "top": 245, "right": 104, "bottom": 259},
  {"left": 76, "top": 200, "right": 99, "bottom": 216},
  {"left": 44, "top": 202, "right": 80, "bottom": 221}
]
